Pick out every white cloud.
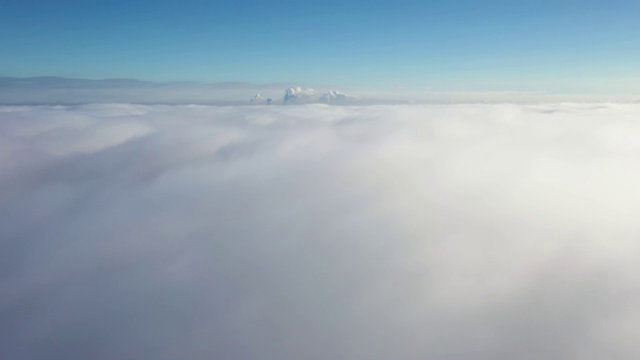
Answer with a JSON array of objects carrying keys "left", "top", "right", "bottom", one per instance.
[
  {"left": 283, "top": 86, "right": 318, "bottom": 103},
  {"left": 284, "top": 87, "right": 354, "bottom": 104},
  {"left": 2, "top": 103, "right": 640, "bottom": 359},
  {"left": 319, "top": 90, "right": 351, "bottom": 103}
]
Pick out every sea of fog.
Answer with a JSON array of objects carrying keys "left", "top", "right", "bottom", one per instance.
[{"left": 1, "top": 103, "right": 640, "bottom": 359}]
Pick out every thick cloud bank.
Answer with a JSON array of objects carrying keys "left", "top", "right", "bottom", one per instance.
[{"left": 2, "top": 103, "right": 640, "bottom": 359}]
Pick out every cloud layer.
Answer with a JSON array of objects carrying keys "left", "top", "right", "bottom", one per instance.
[{"left": 2, "top": 103, "right": 640, "bottom": 359}]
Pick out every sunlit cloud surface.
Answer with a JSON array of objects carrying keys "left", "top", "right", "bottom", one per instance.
[{"left": 2, "top": 103, "right": 640, "bottom": 359}]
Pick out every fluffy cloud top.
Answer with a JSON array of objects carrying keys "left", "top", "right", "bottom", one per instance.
[
  {"left": 283, "top": 86, "right": 318, "bottom": 102},
  {"left": 2, "top": 103, "right": 640, "bottom": 359},
  {"left": 319, "top": 90, "right": 350, "bottom": 103},
  {"left": 284, "top": 87, "right": 353, "bottom": 104}
]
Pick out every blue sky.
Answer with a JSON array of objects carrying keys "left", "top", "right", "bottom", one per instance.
[{"left": 1, "top": 0, "right": 639, "bottom": 93}]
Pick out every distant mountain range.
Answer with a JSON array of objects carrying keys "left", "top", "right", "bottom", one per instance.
[
  {"left": 0, "top": 77, "right": 363, "bottom": 105},
  {"left": 0, "top": 76, "right": 289, "bottom": 89}
]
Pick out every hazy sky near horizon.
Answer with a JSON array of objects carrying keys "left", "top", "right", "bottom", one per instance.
[{"left": 1, "top": 0, "right": 639, "bottom": 93}]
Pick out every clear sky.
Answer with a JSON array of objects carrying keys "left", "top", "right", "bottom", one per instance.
[{"left": 1, "top": 0, "right": 639, "bottom": 93}]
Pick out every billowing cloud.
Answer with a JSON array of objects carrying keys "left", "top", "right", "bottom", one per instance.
[
  {"left": 2, "top": 103, "right": 640, "bottom": 359},
  {"left": 319, "top": 90, "right": 351, "bottom": 103},
  {"left": 283, "top": 86, "right": 318, "bottom": 103},
  {"left": 284, "top": 87, "right": 354, "bottom": 104}
]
